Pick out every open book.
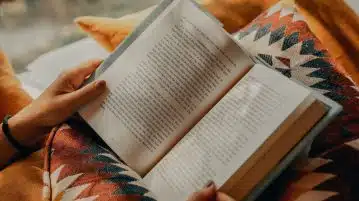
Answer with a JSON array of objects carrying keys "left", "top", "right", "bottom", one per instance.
[{"left": 79, "top": 0, "right": 331, "bottom": 200}]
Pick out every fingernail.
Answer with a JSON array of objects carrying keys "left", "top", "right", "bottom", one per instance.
[
  {"left": 204, "top": 180, "right": 215, "bottom": 189},
  {"left": 96, "top": 80, "right": 106, "bottom": 88}
]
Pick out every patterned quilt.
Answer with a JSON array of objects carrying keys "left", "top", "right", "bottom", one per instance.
[{"left": 234, "top": 3, "right": 359, "bottom": 201}]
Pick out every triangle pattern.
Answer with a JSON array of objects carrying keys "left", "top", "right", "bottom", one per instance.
[
  {"left": 236, "top": 24, "right": 259, "bottom": 40},
  {"left": 300, "top": 39, "right": 326, "bottom": 57},
  {"left": 272, "top": 55, "right": 291, "bottom": 70},
  {"left": 282, "top": 32, "right": 299, "bottom": 51},
  {"left": 99, "top": 164, "right": 126, "bottom": 174},
  {"left": 107, "top": 174, "right": 138, "bottom": 183},
  {"left": 114, "top": 183, "right": 149, "bottom": 195},
  {"left": 254, "top": 23, "right": 272, "bottom": 41},
  {"left": 279, "top": 42, "right": 318, "bottom": 69},
  {"left": 258, "top": 54, "right": 273, "bottom": 66},
  {"left": 276, "top": 56, "right": 291, "bottom": 68},
  {"left": 325, "top": 91, "right": 348, "bottom": 102},
  {"left": 269, "top": 25, "right": 286, "bottom": 45},
  {"left": 311, "top": 80, "right": 342, "bottom": 92},
  {"left": 276, "top": 68, "right": 292, "bottom": 78},
  {"left": 266, "top": 3, "right": 282, "bottom": 17},
  {"left": 301, "top": 58, "right": 332, "bottom": 68}
]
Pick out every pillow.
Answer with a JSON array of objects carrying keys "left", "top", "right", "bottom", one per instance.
[
  {"left": 75, "top": 6, "right": 156, "bottom": 52},
  {"left": 295, "top": 0, "right": 359, "bottom": 88},
  {"left": 234, "top": 1, "right": 359, "bottom": 154},
  {"left": 233, "top": 2, "right": 359, "bottom": 201},
  {"left": 75, "top": 0, "right": 279, "bottom": 52},
  {"left": 0, "top": 50, "right": 32, "bottom": 119}
]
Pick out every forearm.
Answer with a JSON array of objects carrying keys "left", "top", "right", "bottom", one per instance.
[{"left": 0, "top": 115, "right": 46, "bottom": 168}]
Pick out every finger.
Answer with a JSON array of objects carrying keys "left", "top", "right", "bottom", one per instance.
[
  {"left": 187, "top": 182, "right": 216, "bottom": 201},
  {"left": 61, "top": 80, "right": 107, "bottom": 111},
  {"left": 217, "top": 193, "right": 236, "bottom": 201},
  {"left": 70, "top": 59, "right": 102, "bottom": 80},
  {"left": 51, "top": 59, "right": 102, "bottom": 91}
]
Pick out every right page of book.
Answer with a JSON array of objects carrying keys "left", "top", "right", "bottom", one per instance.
[{"left": 143, "top": 64, "right": 312, "bottom": 201}]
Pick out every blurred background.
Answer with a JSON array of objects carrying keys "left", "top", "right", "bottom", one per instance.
[
  {"left": 0, "top": 0, "right": 159, "bottom": 72},
  {"left": 2, "top": 0, "right": 358, "bottom": 74}
]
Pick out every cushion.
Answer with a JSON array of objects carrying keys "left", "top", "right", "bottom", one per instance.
[
  {"left": 75, "top": 6, "right": 156, "bottom": 52},
  {"left": 42, "top": 122, "right": 154, "bottom": 201},
  {"left": 295, "top": 0, "right": 359, "bottom": 86},
  {"left": 234, "top": 0, "right": 359, "bottom": 156},
  {"left": 233, "top": 2, "right": 359, "bottom": 201}
]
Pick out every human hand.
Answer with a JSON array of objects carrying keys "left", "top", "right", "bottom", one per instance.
[
  {"left": 8, "top": 60, "right": 106, "bottom": 146},
  {"left": 187, "top": 182, "right": 236, "bottom": 201}
]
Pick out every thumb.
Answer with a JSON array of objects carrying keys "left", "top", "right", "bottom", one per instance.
[
  {"left": 217, "top": 193, "right": 236, "bottom": 201},
  {"left": 188, "top": 182, "right": 217, "bottom": 201},
  {"left": 63, "top": 80, "right": 107, "bottom": 110}
]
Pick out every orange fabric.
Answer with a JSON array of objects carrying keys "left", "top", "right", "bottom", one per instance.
[
  {"left": 202, "top": 0, "right": 279, "bottom": 33},
  {"left": 0, "top": 150, "right": 44, "bottom": 201},
  {"left": 296, "top": 0, "right": 359, "bottom": 85},
  {"left": 75, "top": 17, "right": 137, "bottom": 52},
  {"left": 0, "top": 50, "right": 43, "bottom": 201},
  {"left": 0, "top": 50, "right": 32, "bottom": 118}
]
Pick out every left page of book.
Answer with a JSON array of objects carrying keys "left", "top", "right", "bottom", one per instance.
[{"left": 79, "top": 0, "right": 253, "bottom": 175}]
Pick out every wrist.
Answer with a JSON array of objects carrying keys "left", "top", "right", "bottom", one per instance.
[{"left": 7, "top": 114, "right": 49, "bottom": 148}]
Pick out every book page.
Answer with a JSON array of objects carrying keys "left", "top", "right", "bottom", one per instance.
[
  {"left": 79, "top": 0, "right": 252, "bottom": 175},
  {"left": 143, "top": 64, "right": 312, "bottom": 201}
]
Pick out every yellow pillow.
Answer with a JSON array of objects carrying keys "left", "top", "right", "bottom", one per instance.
[{"left": 75, "top": 6, "right": 155, "bottom": 52}]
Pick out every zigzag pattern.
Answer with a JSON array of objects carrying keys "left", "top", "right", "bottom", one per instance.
[
  {"left": 233, "top": 3, "right": 359, "bottom": 153},
  {"left": 236, "top": 24, "right": 337, "bottom": 96},
  {"left": 84, "top": 145, "right": 157, "bottom": 201}
]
